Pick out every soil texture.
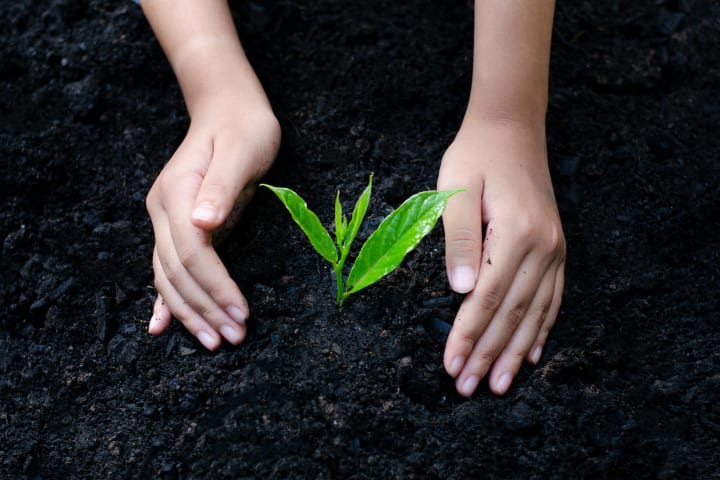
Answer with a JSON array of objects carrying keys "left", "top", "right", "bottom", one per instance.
[{"left": 1, "top": 0, "right": 719, "bottom": 478}]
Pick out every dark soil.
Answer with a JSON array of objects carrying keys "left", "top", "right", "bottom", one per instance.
[{"left": 2, "top": 0, "right": 719, "bottom": 478}]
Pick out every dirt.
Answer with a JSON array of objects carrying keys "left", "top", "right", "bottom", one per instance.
[{"left": 1, "top": 0, "right": 719, "bottom": 478}]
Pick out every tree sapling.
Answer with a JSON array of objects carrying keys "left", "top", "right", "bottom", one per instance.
[{"left": 261, "top": 176, "right": 461, "bottom": 305}]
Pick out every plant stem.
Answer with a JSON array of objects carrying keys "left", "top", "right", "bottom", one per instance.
[
  {"left": 334, "top": 241, "right": 354, "bottom": 305},
  {"left": 333, "top": 259, "right": 346, "bottom": 305}
]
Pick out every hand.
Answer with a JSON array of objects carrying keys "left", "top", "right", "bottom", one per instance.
[
  {"left": 146, "top": 97, "right": 280, "bottom": 350},
  {"left": 437, "top": 118, "right": 565, "bottom": 396}
]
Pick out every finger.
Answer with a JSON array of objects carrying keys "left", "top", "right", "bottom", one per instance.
[
  {"left": 154, "top": 221, "right": 248, "bottom": 345},
  {"left": 443, "top": 227, "right": 526, "bottom": 380},
  {"left": 212, "top": 185, "right": 258, "bottom": 245},
  {"left": 528, "top": 263, "right": 565, "bottom": 363},
  {"left": 163, "top": 187, "right": 250, "bottom": 323},
  {"left": 148, "top": 294, "right": 172, "bottom": 335},
  {"left": 191, "top": 134, "right": 270, "bottom": 230},
  {"left": 440, "top": 187, "right": 483, "bottom": 294},
  {"left": 452, "top": 255, "right": 548, "bottom": 397},
  {"left": 487, "top": 268, "right": 557, "bottom": 395},
  {"left": 152, "top": 248, "right": 222, "bottom": 350}
]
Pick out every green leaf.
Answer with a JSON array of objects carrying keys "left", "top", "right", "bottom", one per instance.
[
  {"left": 335, "top": 191, "right": 347, "bottom": 246},
  {"left": 345, "top": 189, "right": 461, "bottom": 295},
  {"left": 343, "top": 175, "right": 372, "bottom": 252},
  {"left": 261, "top": 184, "right": 338, "bottom": 264}
]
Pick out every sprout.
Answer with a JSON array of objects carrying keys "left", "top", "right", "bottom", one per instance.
[{"left": 262, "top": 176, "right": 461, "bottom": 305}]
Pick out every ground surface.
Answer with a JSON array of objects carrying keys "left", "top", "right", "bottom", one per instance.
[{"left": 1, "top": 0, "right": 719, "bottom": 478}]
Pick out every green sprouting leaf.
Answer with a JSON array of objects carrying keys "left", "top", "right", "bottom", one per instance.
[
  {"left": 261, "top": 184, "right": 338, "bottom": 264},
  {"left": 343, "top": 175, "right": 372, "bottom": 252},
  {"left": 335, "top": 191, "right": 347, "bottom": 246},
  {"left": 345, "top": 189, "right": 461, "bottom": 296}
]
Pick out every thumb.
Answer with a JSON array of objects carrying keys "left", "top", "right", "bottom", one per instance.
[
  {"left": 441, "top": 188, "right": 483, "bottom": 294},
  {"left": 190, "top": 141, "right": 258, "bottom": 231}
]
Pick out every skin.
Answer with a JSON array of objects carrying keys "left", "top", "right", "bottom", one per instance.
[
  {"left": 142, "top": 0, "right": 280, "bottom": 350},
  {"left": 142, "top": 0, "right": 565, "bottom": 397},
  {"left": 438, "top": 0, "right": 565, "bottom": 396}
]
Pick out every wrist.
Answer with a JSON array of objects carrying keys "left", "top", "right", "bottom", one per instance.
[
  {"left": 458, "top": 108, "right": 546, "bottom": 144},
  {"left": 171, "top": 39, "right": 271, "bottom": 118},
  {"left": 463, "top": 86, "right": 548, "bottom": 131}
]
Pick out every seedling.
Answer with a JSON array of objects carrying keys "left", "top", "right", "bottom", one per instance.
[{"left": 261, "top": 176, "right": 461, "bottom": 305}]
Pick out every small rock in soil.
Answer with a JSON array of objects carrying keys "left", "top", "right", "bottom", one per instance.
[
  {"left": 95, "top": 290, "right": 114, "bottom": 342},
  {"left": 396, "top": 355, "right": 413, "bottom": 386},
  {"left": 165, "top": 336, "right": 178, "bottom": 356},
  {"left": 3, "top": 224, "right": 26, "bottom": 252},
  {"left": 114, "top": 284, "right": 127, "bottom": 304},
  {"left": 422, "top": 294, "right": 455, "bottom": 308},
  {"left": 428, "top": 318, "right": 452, "bottom": 336},
  {"left": 20, "top": 254, "right": 41, "bottom": 279},
  {"left": 63, "top": 75, "right": 99, "bottom": 118},
  {"left": 29, "top": 277, "right": 75, "bottom": 314}
]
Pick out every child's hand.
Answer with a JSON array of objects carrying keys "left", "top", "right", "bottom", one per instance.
[
  {"left": 437, "top": 117, "right": 565, "bottom": 397},
  {"left": 146, "top": 97, "right": 280, "bottom": 350}
]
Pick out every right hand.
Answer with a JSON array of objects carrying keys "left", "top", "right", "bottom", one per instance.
[
  {"left": 146, "top": 97, "right": 280, "bottom": 350},
  {"left": 437, "top": 118, "right": 565, "bottom": 396}
]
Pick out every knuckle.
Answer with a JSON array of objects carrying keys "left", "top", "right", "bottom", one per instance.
[
  {"left": 504, "top": 348, "right": 526, "bottom": 365},
  {"left": 512, "top": 215, "right": 536, "bottom": 243},
  {"left": 556, "top": 233, "right": 568, "bottom": 262},
  {"left": 174, "top": 312, "right": 195, "bottom": 331},
  {"left": 156, "top": 170, "right": 175, "bottom": 195},
  {"left": 538, "top": 319, "right": 555, "bottom": 339},
  {"left": 536, "top": 303, "right": 551, "bottom": 328},
  {"left": 437, "top": 168, "right": 463, "bottom": 192},
  {"left": 541, "top": 222, "right": 566, "bottom": 255},
  {"left": 541, "top": 319, "right": 556, "bottom": 337},
  {"left": 478, "top": 288, "right": 503, "bottom": 312},
  {"left": 451, "top": 329, "right": 480, "bottom": 354},
  {"left": 480, "top": 350, "right": 496, "bottom": 365},
  {"left": 505, "top": 305, "right": 526, "bottom": 329},
  {"left": 448, "top": 228, "right": 480, "bottom": 257},
  {"left": 198, "top": 305, "right": 218, "bottom": 322},
  {"left": 510, "top": 349, "right": 526, "bottom": 363},
  {"left": 262, "top": 114, "right": 282, "bottom": 148},
  {"left": 458, "top": 331, "right": 478, "bottom": 350},
  {"left": 476, "top": 350, "right": 497, "bottom": 371},
  {"left": 207, "top": 283, "right": 230, "bottom": 305},
  {"left": 178, "top": 246, "right": 200, "bottom": 270},
  {"left": 145, "top": 184, "right": 161, "bottom": 216},
  {"left": 145, "top": 191, "right": 154, "bottom": 214},
  {"left": 504, "top": 216, "right": 567, "bottom": 257},
  {"left": 163, "top": 260, "right": 183, "bottom": 285}
]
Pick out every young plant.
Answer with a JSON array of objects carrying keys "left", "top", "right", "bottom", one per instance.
[{"left": 261, "top": 176, "right": 461, "bottom": 305}]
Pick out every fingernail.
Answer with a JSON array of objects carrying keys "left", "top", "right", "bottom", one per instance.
[
  {"left": 450, "top": 266, "right": 476, "bottom": 293},
  {"left": 461, "top": 375, "right": 480, "bottom": 397},
  {"left": 148, "top": 315, "right": 157, "bottom": 333},
  {"left": 191, "top": 204, "right": 218, "bottom": 223},
  {"left": 495, "top": 372, "right": 513, "bottom": 394},
  {"left": 220, "top": 325, "right": 241, "bottom": 344},
  {"left": 448, "top": 356, "right": 464, "bottom": 377},
  {"left": 530, "top": 345, "right": 543, "bottom": 364},
  {"left": 226, "top": 306, "right": 247, "bottom": 325},
  {"left": 197, "top": 331, "right": 217, "bottom": 350}
]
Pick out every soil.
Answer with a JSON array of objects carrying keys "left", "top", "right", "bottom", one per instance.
[{"left": 1, "top": 0, "right": 719, "bottom": 478}]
